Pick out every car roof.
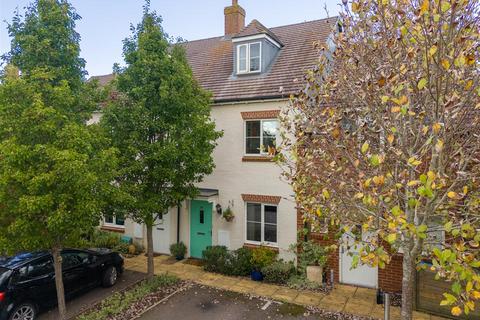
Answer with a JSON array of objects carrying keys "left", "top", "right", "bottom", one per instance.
[{"left": 0, "top": 251, "right": 49, "bottom": 269}]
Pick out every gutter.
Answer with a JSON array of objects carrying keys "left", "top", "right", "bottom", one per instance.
[{"left": 212, "top": 95, "right": 290, "bottom": 106}]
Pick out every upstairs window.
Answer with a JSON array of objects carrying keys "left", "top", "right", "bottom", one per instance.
[
  {"left": 237, "top": 42, "right": 262, "bottom": 74},
  {"left": 245, "top": 119, "right": 279, "bottom": 155}
]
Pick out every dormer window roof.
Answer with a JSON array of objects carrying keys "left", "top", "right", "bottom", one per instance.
[
  {"left": 232, "top": 19, "right": 284, "bottom": 48},
  {"left": 232, "top": 20, "right": 283, "bottom": 76}
]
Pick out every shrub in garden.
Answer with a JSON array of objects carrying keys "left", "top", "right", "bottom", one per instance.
[
  {"left": 202, "top": 246, "right": 229, "bottom": 273},
  {"left": 112, "top": 242, "right": 130, "bottom": 254},
  {"left": 262, "top": 260, "right": 295, "bottom": 284},
  {"left": 134, "top": 241, "right": 144, "bottom": 254},
  {"left": 296, "top": 240, "right": 328, "bottom": 275},
  {"left": 228, "top": 247, "right": 253, "bottom": 276},
  {"left": 169, "top": 242, "right": 187, "bottom": 260},
  {"left": 90, "top": 230, "right": 123, "bottom": 249},
  {"left": 286, "top": 274, "right": 321, "bottom": 290},
  {"left": 250, "top": 246, "right": 277, "bottom": 270}
]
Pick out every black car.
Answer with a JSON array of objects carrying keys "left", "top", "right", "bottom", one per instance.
[{"left": 0, "top": 248, "right": 124, "bottom": 320}]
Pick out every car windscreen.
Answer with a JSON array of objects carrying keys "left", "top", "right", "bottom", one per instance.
[{"left": 0, "top": 267, "right": 12, "bottom": 290}]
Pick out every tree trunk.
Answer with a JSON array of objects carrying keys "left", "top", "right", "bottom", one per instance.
[
  {"left": 146, "top": 223, "right": 154, "bottom": 279},
  {"left": 52, "top": 246, "right": 67, "bottom": 320},
  {"left": 401, "top": 253, "right": 416, "bottom": 320}
]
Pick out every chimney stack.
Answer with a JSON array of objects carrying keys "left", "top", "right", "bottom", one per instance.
[{"left": 224, "top": 0, "right": 245, "bottom": 36}]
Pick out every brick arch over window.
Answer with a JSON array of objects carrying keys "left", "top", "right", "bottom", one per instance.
[
  {"left": 241, "top": 110, "right": 280, "bottom": 120},
  {"left": 241, "top": 194, "right": 281, "bottom": 204}
]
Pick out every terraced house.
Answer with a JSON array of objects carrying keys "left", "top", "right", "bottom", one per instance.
[
  {"left": 94, "top": 0, "right": 338, "bottom": 261},
  {"left": 93, "top": 0, "right": 343, "bottom": 275}
]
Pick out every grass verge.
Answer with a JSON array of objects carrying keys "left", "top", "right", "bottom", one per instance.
[{"left": 77, "top": 273, "right": 179, "bottom": 320}]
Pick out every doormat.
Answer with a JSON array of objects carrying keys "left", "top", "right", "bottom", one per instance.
[{"left": 183, "top": 258, "right": 205, "bottom": 267}]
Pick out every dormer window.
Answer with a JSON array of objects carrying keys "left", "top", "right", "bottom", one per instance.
[{"left": 237, "top": 42, "right": 261, "bottom": 74}]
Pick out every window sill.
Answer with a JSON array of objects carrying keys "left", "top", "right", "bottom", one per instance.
[
  {"left": 237, "top": 70, "right": 262, "bottom": 76},
  {"left": 101, "top": 225, "right": 126, "bottom": 233},
  {"left": 243, "top": 243, "right": 279, "bottom": 252},
  {"left": 242, "top": 156, "right": 274, "bottom": 162}
]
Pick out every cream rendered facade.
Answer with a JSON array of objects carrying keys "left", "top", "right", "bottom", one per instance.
[{"left": 98, "top": 98, "right": 297, "bottom": 261}]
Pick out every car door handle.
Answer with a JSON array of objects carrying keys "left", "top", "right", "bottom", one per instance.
[
  {"left": 197, "top": 232, "right": 205, "bottom": 235},
  {"left": 157, "top": 227, "right": 164, "bottom": 231}
]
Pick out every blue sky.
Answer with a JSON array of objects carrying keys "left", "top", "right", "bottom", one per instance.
[{"left": 0, "top": 0, "right": 341, "bottom": 77}]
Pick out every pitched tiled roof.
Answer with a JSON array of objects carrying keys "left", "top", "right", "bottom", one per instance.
[
  {"left": 233, "top": 19, "right": 284, "bottom": 46},
  {"left": 91, "top": 17, "right": 338, "bottom": 104},
  {"left": 90, "top": 73, "right": 115, "bottom": 86},
  {"left": 184, "top": 17, "right": 337, "bottom": 103}
]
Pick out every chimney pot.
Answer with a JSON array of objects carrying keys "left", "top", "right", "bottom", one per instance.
[{"left": 224, "top": 0, "right": 245, "bottom": 36}]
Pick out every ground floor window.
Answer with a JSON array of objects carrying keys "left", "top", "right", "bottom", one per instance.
[
  {"left": 104, "top": 213, "right": 125, "bottom": 228},
  {"left": 246, "top": 203, "right": 277, "bottom": 245}
]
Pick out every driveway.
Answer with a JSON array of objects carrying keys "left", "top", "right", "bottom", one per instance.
[
  {"left": 38, "top": 270, "right": 145, "bottom": 320},
  {"left": 139, "top": 284, "right": 320, "bottom": 320}
]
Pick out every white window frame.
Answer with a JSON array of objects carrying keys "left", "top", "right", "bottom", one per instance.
[
  {"left": 103, "top": 214, "right": 125, "bottom": 229},
  {"left": 244, "top": 119, "right": 279, "bottom": 156},
  {"left": 237, "top": 42, "right": 262, "bottom": 74},
  {"left": 245, "top": 202, "right": 278, "bottom": 247}
]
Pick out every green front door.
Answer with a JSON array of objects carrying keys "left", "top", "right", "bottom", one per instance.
[{"left": 190, "top": 200, "right": 212, "bottom": 259}]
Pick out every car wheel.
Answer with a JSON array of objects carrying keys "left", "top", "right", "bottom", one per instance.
[
  {"left": 102, "top": 266, "right": 118, "bottom": 287},
  {"left": 9, "top": 302, "right": 37, "bottom": 320}
]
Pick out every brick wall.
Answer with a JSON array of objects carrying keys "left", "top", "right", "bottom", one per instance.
[
  {"left": 296, "top": 209, "right": 339, "bottom": 284},
  {"left": 379, "top": 254, "right": 403, "bottom": 292}
]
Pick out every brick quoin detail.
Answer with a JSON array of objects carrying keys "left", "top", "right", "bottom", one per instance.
[
  {"left": 241, "top": 110, "right": 280, "bottom": 120},
  {"left": 241, "top": 194, "right": 281, "bottom": 205}
]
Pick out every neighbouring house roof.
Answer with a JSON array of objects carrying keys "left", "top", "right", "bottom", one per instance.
[
  {"left": 232, "top": 19, "right": 284, "bottom": 46},
  {"left": 91, "top": 17, "right": 338, "bottom": 104},
  {"left": 91, "top": 73, "right": 115, "bottom": 86}
]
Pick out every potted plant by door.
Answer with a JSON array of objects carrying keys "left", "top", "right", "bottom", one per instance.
[
  {"left": 298, "top": 240, "right": 328, "bottom": 284},
  {"left": 222, "top": 207, "right": 234, "bottom": 222},
  {"left": 170, "top": 242, "right": 187, "bottom": 260},
  {"left": 250, "top": 246, "right": 277, "bottom": 281}
]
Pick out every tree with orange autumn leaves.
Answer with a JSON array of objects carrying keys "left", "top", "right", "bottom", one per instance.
[{"left": 279, "top": 0, "right": 479, "bottom": 319}]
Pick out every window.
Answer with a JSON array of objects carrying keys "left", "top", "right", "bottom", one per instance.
[
  {"left": 237, "top": 42, "right": 262, "bottom": 74},
  {"left": 62, "top": 251, "right": 90, "bottom": 269},
  {"left": 199, "top": 207, "right": 205, "bottom": 224},
  {"left": 17, "top": 257, "right": 53, "bottom": 281},
  {"left": 246, "top": 203, "right": 277, "bottom": 245},
  {"left": 245, "top": 119, "right": 279, "bottom": 155},
  {"left": 104, "top": 213, "right": 125, "bottom": 228}
]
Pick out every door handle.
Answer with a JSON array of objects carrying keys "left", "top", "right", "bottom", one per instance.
[
  {"left": 197, "top": 232, "right": 205, "bottom": 235},
  {"left": 157, "top": 227, "right": 164, "bottom": 231}
]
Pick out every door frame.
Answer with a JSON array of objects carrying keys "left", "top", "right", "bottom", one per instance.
[
  {"left": 338, "top": 232, "right": 378, "bottom": 288},
  {"left": 189, "top": 199, "right": 213, "bottom": 259},
  {"left": 152, "top": 211, "right": 171, "bottom": 255}
]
